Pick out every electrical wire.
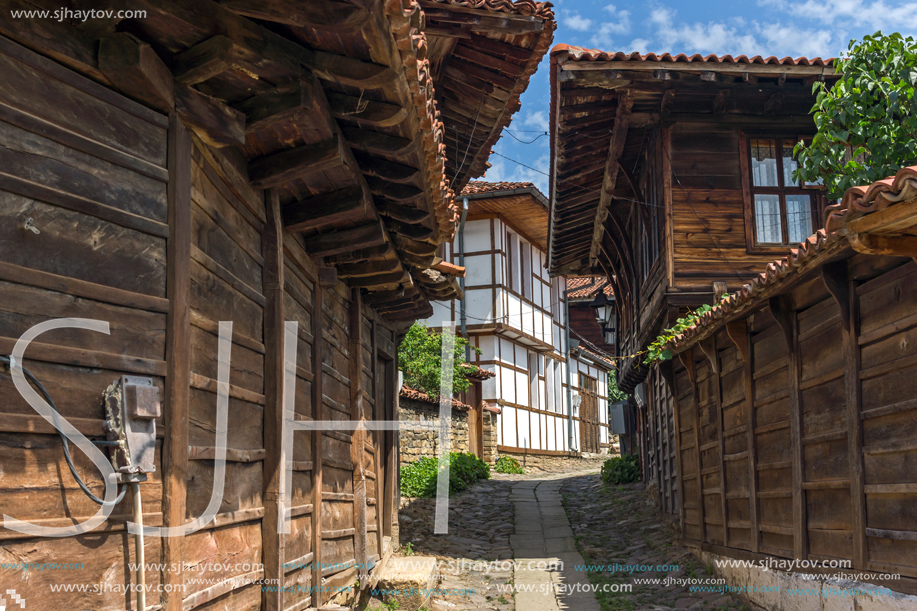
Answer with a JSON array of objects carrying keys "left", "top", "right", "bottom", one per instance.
[
  {"left": 504, "top": 130, "right": 548, "bottom": 144},
  {"left": 0, "top": 355, "right": 127, "bottom": 506}
]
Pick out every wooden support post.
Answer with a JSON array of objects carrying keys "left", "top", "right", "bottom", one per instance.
[
  {"left": 769, "top": 296, "right": 807, "bottom": 560},
  {"left": 350, "top": 289, "right": 369, "bottom": 585},
  {"left": 828, "top": 263, "right": 867, "bottom": 568},
  {"left": 687, "top": 347, "right": 705, "bottom": 542},
  {"left": 742, "top": 321, "right": 760, "bottom": 553},
  {"left": 311, "top": 282, "right": 324, "bottom": 607},
  {"left": 661, "top": 360, "right": 686, "bottom": 540},
  {"left": 262, "top": 189, "right": 285, "bottom": 611},
  {"left": 372, "top": 318, "right": 385, "bottom": 561},
  {"left": 162, "top": 115, "right": 191, "bottom": 611},
  {"left": 712, "top": 335, "right": 729, "bottom": 548}
]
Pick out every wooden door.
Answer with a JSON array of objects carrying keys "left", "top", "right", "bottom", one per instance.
[{"left": 579, "top": 374, "right": 599, "bottom": 453}]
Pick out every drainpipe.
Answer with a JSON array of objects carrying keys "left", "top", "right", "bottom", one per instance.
[
  {"left": 564, "top": 284, "right": 575, "bottom": 452},
  {"left": 458, "top": 198, "right": 470, "bottom": 362}
]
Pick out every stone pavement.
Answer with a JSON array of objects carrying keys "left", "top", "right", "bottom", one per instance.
[
  {"left": 510, "top": 478, "right": 601, "bottom": 611},
  {"left": 375, "top": 457, "right": 747, "bottom": 611}
]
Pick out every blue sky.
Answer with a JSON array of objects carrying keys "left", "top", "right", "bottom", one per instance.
[{"left": 484, "top": 0, "right": 917, "bottom": 194}]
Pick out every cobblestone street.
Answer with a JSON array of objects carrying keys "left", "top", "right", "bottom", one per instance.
[{"left": 382, "top": 458, "right": 749, "bottom": 611}]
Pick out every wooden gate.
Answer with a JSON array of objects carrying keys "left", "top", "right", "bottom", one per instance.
[{"left": 579, "top": 374, "right": 600, "bottom": 453}]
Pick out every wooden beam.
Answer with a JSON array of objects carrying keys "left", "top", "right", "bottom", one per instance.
[
  {"left": 327, "top": 91, "right": 408, "bottom": 127},
  {"left": 742, "top": 321, "right": 760, "bottom": 553},
  {"left": 309, "top": 51, "right": 397, "bottom": 89},
  {"left": 98, "top": 33, "right": 174, "bottom": 114},
  {"left": 352, "top": 152, "right": 421, "bottom": 184},
  {"left": 174, "top": 35, "right": 235, "bottom": 85},
  {"left": 561, "top": 60, "right": 833, "bottom": 77},
  {"left": 336, "top": 257, "right": 402, "bottom": 278},
  {"left": 261, "top": 189, "right": 285, "bottom": 611},
  {"left": 849, "top": 232, "right": 917, "bottom": 258},
  {"left": 221, "top": 0, "right": 370, "bottom": 28},
  {"left": 768, "top": 296, "right": 807, "bottom": 560},
  {"left": 162, "top": 115, "right": 192, "bottom": 611},
  {"left": 347, "top": 271, "right": 410, "bottom": 289},
  {"left": 842, "top": 266, "right": 866, "bottom": 569},
  {"left": 366, "top": 177, "right": 424, "bottom": 204},
  {"left": 375, "top": 198, "right": 429, "bottom": 224},
  {"left": 282, "top": 185, "right": 371, "bottom": 232},
  {"left": 342, "top": 126, "right": 413, "bottom": 156},
  {"left": 304, "top": 221, "right": 388, "bottom": 258},
  {"left": 175, "top": 84, "right": 246, "bottom": 148},
  {"left": 327, "top": 244, "right": 393, "bottom": 265},
  {"left": 349, "top": 289, "right": 369, "bottom": 585},
  {"left": 589, "top": 91, "right": 633, "bottom": 268},
  {"left": 311, "top": 281, "right": 324, "bottom": 607},
  {"left": 237, "top": 79, "right": 314, "bottom": 135},
  {"left": 385, "top": 218, "right": 436, "bottom": 241},
  {"left": 249, "top": 136, "right": 345, "bottom": 190},
  {"left": 713, "top": 89, "right": 730, "bottom": 115},
  {"left": 711, "top": 335, "right": 729, "bottom": 548}
]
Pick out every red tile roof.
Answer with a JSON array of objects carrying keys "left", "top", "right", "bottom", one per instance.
[
  {"left": 464, "top": 364, "right": 496, "bottom": 380},
  {"left": 551, "top": 45, "right": 833, "bottom": 67},
  {"left": 399, "top": 383, "right": 499, "bottom": 412},
  {"left": 423, "top": 0, "right": 554, "bottom": 18},
  {"left": 462, "top": 181, "right": 542, "bottom": 196},
  {"left": 669, "top": 166, "right": 917, "bottom": 350},
  {"left": 566, "top": 276, "right": 614, "bottom": 300}
]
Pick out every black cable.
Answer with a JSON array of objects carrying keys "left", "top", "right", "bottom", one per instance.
[
  {"left": 0, "top": 355, "right": 127, "bottom": 506},
  {"left": 505, "top": 130, "right": 548, "bottom": 144}
]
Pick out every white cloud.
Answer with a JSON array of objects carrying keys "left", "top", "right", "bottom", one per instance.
[
  {"left": 563, "top": 10, "right": 594, "bottom": 32},
  {"left": 629, "top": 37, "right": 652, "bottom": 53},
  {"left": 524, "top": 110, "right": 549, "bottom": 131},
  {"left": 484, "top": 153, "right": 550, "bottom": 195},
  {"left": 591, "top": 4, "right": 632, "bottom": 48}
]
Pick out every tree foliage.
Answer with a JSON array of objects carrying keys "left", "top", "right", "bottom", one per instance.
[
  {"left": 794, "top": 32, "right": 917, "bottom": 199},
  {"left": 398, "top": 323, "right": 481, "bottom": 397},
  {"left": 607, "top": 368, "right": 628, "bottom": 402}
]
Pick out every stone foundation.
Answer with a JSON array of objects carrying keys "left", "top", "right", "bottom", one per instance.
[{"left": 700, "top": 549, "right": 917, "bottom": 611}]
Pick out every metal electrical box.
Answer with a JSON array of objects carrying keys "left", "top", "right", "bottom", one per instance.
[
  {"left": 610, "top": 400, "right": 629, "bottom": 435},
  {"left": 104, "top": 376, "right": 161, "bottom": 474}
]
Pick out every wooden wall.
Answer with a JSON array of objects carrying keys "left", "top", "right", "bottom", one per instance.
[
  {"left": 668, "top": 253, "right": 917, "bottom": 586},
  {"left": 668, "top": 122, "right": 800, "bottom": 292},
  {"left": 0, "top": 36, "right": 169, "bottom": 609},
  {"left": 0, "top": 40, "right": 396, "bottom": 611}
]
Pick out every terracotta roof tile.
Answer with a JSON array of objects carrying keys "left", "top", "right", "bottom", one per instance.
[
  {"left": 422, "top": 0, "right": 554, "bottom": 18},
  {"left": 386, "top": 0, "right": 460, "bottom": 241},
  {"left": 400, "top": 384, "right": 473, "bottom": 410},
  {"left": 670, "top": 166, "right": 917, "bottom": 350},
  {"left": 566, "top": 276, "right": 614, "bottom": 299},
  {"left": 551, "top": 45, "right": 833, "bottom": 67},
  {"left": 462, "top": 181, "right": 542, "bottom": 196},
  {"left": 464, "top": 364, "right": 496, "bottom": 380}
]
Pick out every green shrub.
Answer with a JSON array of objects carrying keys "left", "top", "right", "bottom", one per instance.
[
  {"left": 400, "top": 452, "right": 490, "bottom": 498},
  {"left": 601, "top": 453, "right": 641, "bottom": 485},
  {"left": 494, "top": 455, "right": 525, "bottom": 474}
]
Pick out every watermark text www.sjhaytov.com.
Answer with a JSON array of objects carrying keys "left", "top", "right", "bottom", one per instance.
[{"left": 10, "top": 8, "right": 146, "bottom": 21}]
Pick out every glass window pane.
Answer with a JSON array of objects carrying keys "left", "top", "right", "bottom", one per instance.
[
  {"left": 786, "top": 195, "right": 813, "bottom": 244},
  {"left": 755, "top": 194, "right": 783, "bottom": 244},
  {"left": 782, "top": 142, "right": 800, "bottom": 187},
  {"left": 750, "top": 139, "right": 779, "bottom": 187}
]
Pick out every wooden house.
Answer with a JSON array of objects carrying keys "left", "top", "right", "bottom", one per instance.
[
  {"left": 660, "top": 167, "right": 917, "bottom": 593},
  {"left": 547, "top": 46, "right": 837, "bottom": 513},
  {"left": 424, "top": 181, "right": 613, "bottom": 457},
  {"left": 0, "top": 1, "right": 553, "bottom": 610}
]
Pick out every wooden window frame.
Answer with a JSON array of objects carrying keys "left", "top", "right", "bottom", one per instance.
[{"left": 740, "top": 132, "right": 825, "bottom": 254}]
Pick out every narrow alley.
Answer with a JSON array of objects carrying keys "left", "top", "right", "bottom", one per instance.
[{"left": 387, "top": 460, "right": 746, "bottom": 611}]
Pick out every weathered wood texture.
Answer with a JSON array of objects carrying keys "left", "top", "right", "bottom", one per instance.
[
  {"left": 0, "top": 39, "right": 395, "bottom": 610},
  {"left": 669, "top": 254, "right": 917, "bottom": 584}
]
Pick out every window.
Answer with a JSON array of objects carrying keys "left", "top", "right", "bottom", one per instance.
[
  {"left": 506, "top": 231, "right": 516, "bottom": 292},
  {"left": 521, "top": 239, "right": 532, "bottom": 300},
  {"left": 528, "top": 353, "right": 539, "bottom": 410},
  {"left": 746, "top": 137, "right": 820, "bottom": 247}
]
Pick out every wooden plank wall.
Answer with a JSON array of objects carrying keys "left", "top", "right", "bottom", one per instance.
[
  {"left": 668, "top": 123, "right": 794, "bottom": 291},
  {"left": 645, "top": 367, "right": 678, "bottom": 515},
  {"left": 0, "top": 39, "right": 169, "bottom": 608},
  {"left": 669, "top": 254, "right": 917, "bottom": 584},
  {"left": 0, "top": 41, "right": 392, "bottom": 610}
]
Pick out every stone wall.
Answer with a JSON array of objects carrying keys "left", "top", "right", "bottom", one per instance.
[{"left": 398, "top": 396, "right": 498, "bottom": 464}]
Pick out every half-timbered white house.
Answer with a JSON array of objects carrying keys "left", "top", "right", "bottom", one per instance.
[{"left": 425, "top": 182, "right": 611, "bottom": 456}]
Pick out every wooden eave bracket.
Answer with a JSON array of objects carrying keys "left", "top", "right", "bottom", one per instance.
[
  {"left": 698, "top": 336, "right": 719, "bottom": 374},
  {"left": 725, "top": 320, "right": 750, "bottom": 363},
  {"left": 768, "top": 295, "right": 794, "bottom": 347},
  {"left": 821, "top": 261, "right": 851, "bottom": 332},
  {"left": 678, "top": 348, "right": 696, "bottom": 384}
]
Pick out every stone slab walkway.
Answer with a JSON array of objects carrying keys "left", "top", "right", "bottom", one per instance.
[{"left": 510, "top": 478, "right": 601, "bottom": 611}]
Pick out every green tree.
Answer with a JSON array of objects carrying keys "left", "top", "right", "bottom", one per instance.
[
  {"left": 607, "top": 368, "right": 628, "bottom": 402},
  {"left": 398, "top": 323, "right": 481, "bottom": 397},
  {"left": 794, "top": 32, "right": 917, "bottom": 198}
]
